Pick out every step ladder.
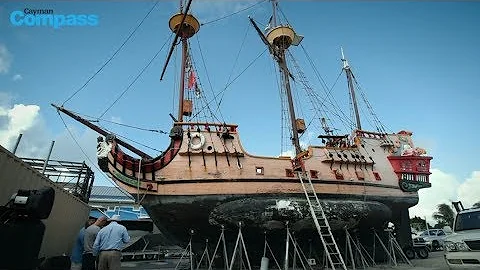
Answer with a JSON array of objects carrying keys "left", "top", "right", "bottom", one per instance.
[{"left": 298, "top": 171, "right": 347, "bottom": 270}]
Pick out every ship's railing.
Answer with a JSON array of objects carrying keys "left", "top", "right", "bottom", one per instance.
[
  {"left": 355, "top": 130, "right": 388, "bottom": 139},
  {"left": 387, "top": 155, "right": 433, "bottom": 183},
  {"left": 174, "top": 121, "right": 238, "bottom": 132}
]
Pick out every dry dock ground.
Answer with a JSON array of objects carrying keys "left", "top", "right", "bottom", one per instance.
[{"left": 120, "top": 250, "right": 449, "bottom": 270}]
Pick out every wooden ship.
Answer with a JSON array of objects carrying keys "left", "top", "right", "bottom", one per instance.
[{"left": 53, "top": 0, "right": 432, "bottom": 257}]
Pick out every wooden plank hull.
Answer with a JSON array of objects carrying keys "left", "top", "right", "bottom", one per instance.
[{"left": 97, "top": 124, "right": 430, "bottom": 252}]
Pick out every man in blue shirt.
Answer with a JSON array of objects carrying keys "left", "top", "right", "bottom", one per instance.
[
  {"left": 93, "top": 215, "right": 130, "bottom": 270},
  {"left": 70, "top": 218, "right": 95, "bottom": 270}
]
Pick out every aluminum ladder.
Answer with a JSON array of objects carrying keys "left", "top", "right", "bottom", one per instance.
[{"left": 298, "top": 171, "right": 347, "bottom": 270}]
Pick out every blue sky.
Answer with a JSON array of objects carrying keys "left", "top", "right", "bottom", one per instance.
[{"left": 0, "top": 1, "right": 479, "bottom": 221}]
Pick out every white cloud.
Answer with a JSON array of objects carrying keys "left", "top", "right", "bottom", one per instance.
[
  {"left": 457, "top": 171, "right": 480, "bottom": 207},
  {"left": 12, "top": 74, "right": 22, "bottom": 81},
  {"left": 0, "top": 103, "right": 41, "bottom": 151},
  {"left": 0, "top": 44, "right": 12, "bottom": 74},
  {"left": 410, "top": 168, "right": 480, "bottom": 224},
  {"left": 0, "top": 94, "right": 113, "bottom": 186}
]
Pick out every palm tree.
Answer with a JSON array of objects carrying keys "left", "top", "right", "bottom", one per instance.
[{"left": 433, "top": 203, "right": 454, "bottom": 228}]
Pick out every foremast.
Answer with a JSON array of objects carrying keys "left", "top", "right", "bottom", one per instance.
[{"left": 161, "top": 0, "right": 200, "bottom": 122}]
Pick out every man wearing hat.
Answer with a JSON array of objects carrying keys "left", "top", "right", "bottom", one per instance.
[{"left": 92, "top": 215, "right": 130, "bottom": 270}]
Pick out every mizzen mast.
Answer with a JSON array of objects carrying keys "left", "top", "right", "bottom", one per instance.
[{"left": 341, "top": 48, "right": 362, "bottom": 130}]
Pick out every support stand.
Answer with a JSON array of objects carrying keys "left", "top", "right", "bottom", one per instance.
[
  {"left": 175, "top": 229, "right": 195, "bottom": 270},
  {"left": 263, "top": 232, "right": 282, "bottom": 270},
  {"left": 196, "top": 239, "right": 211, "bottom": 270},
  {"left": 371, "top": 229, "right": 395, "bottom": 265},
  {"left": 386, "top": 230, "right": 412, "bottom": 267},
  {"left": 283, "top": 222, "right": 312, "bottom": 270},
  {"left": 344, "top": 229, "right": 371, "bottom": 269},
  {"left": 371, "top": 229, "right": 412, "bottom": 267},
  {"left": 229, "top": 222, "right": 252, "bottom": 270},
  {"left": 355, "top": 234, "right": 376, "bottom": 267},
  {"left": 208, "top": 225, "right": 230, "bottom": 270}
]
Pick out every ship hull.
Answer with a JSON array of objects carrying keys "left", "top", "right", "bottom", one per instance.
[
  {"left": 139, "top": 191, "right": 416, "bottom": 250},
  {"left": 96, "top": 124, "right": 429, "bottom": 262}
]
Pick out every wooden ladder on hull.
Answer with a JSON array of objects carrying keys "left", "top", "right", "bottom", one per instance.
[{"left": 298, "top": 171, "right": 347, "bottom": 270}]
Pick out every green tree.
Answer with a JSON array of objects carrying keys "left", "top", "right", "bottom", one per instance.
[
  {"left": 473, "top": 202, "right": 480, "bottom": 208},
  {"left": 410, "top": 216, "right": 432, "bottom": 231},
  {"left": 433, "top": 203, "right": 454, "bottom": 228}
]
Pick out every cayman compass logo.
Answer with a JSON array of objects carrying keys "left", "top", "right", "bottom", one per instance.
[{"left": 10, "top": 8, "right": 99, "bottom": 29}]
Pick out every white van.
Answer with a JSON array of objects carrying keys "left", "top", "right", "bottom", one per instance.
[{"left": 444, "top": 204, "right": 480, "bottom": 269}]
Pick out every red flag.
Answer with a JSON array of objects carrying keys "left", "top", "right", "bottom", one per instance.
[{"left": 188, "top": 70, "right": 196, "bottom": 89}]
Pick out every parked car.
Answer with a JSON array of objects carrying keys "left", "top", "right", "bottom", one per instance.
[
  {"left": 405, "top": 234, "right": 429, "bottom": 259},
  {"left": 444, "top": 207, "right": 480, "bottom": 269},
  {"left": 419, "top": 229, "right": 448, "bottom": 251}
]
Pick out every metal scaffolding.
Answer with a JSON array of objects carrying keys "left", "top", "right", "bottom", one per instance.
[{"left": 20, "top": 157, "right": 94, "bottom": 203}]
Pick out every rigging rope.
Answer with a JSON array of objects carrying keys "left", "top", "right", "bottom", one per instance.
[
  {"left": 287, "top": 49, "right": 354, "bottom": 136},
  {"left": 59, "top": 109, "right": 164, "bottom": 153},
  {"left": 189, "top": 48, "right": 267, "bottom": 120},
  {"left": 278, "top": 63, "right": 292, "bottom": 156},
  {"left": 98, "top": 34, "right": 172, "bottom": 119},
  {"left": 200, "top": 0, "right": 267, "bottom": 26},
  {"left": 98, "top": 119, "right": 168, "bottom": 134},
  {"left": 299, "top": 45, "right": 355, "bottom": 132},
  {"left": 194, "top": 36, "right": 225, "bottom": 123},
  {"left": 218, "top": 22, "right": 251, "bottom": 109},
  {"left": 352, "top": 74, "right": 391, "bottom": 133},
  {"left": 104, "top": 129, "right": 162, "bottom": 153},
  {"left": 57, "top": 112, "right": 133, "bottom": 199},
  {"left": 185, "top": 51, "right": 211, "bottom": 124},
  {"left": 275, "top": 2, "right": 292, "bottom": 27},
  {"left": 173, "top": 42, "right": 179, "bottom": 115},
  {"left": 61, "top": 1, "right": 160, "bottom": 106},
  {"left": 70, "top": 110, "right": 169, "bottom": 134}
]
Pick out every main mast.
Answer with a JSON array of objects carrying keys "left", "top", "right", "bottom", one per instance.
[
  {"left": 265, "top": 0, "right": 304, "bottom": 155},
  {"left": 341, "top": 48, "right": 362, "bottom": 130}
]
